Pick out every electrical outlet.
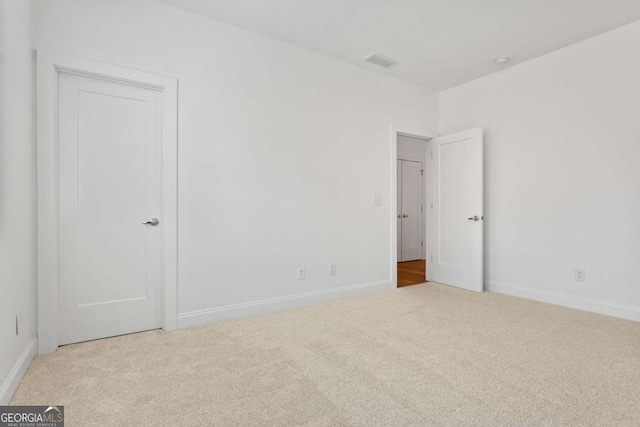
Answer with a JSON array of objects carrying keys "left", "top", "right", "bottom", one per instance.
[
  {"left": 574, "top": 269, "right": 586, "bottom": 282},
  {"left": 16, "top": 311, "right": 21, "bottom": 336},
  {"left": 297, "top": 267, "right": 305, "bottom": 280},
  {"left": 329, "top": 263, "right": 337, "bottom": 276}
]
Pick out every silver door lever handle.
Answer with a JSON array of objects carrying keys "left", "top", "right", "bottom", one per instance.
[
  {"left": 403, "top": 214, "right": 409, "bottom": 218},
  {"left": 143, "top": 218, "right": 160, "bottom": 226},
  {"left": 467, "top": 216, "right": 479, "bottom": 222}
]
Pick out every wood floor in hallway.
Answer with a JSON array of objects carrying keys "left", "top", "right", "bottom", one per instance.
[{"left": 397, "top": 259, "right": 426, "bottom": 287}]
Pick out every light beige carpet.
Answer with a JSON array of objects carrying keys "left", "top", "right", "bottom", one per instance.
[{"left": 12, "top": 283, "right": 640, "bottom": 426}]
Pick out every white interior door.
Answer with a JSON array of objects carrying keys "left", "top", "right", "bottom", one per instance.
[
  {"left": 399, "top": 160, "right": 423, "bottom": 261},
  {"left": 57, "top": 71, "right": 162, "bottom": 345},
  {"left": 430, "top": 128, "right": 483, "bottom": 292}
]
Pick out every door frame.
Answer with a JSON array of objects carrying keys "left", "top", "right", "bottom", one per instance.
[
  {"left": 390, "top": 125, "right": 434, "bottom": 288},
  {"left": 36, "top": 51, "right": 178, "bottom": 355}
]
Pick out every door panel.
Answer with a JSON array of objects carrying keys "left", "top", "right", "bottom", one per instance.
[
  {"left": 400, "top": 161, "right": 423, "bottom": 261},
  {"left": 58, "top": 72, "right": 162, "bottom": 345},
  {"left": 430, "top": 128, "right": 483, "bottom": 292}
]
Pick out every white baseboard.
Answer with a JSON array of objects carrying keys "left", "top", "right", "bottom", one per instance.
[
  {"left": 485, "top": 280, "right": 640, "bottom": 322},
  {"left": 177, "top": 280, "right": 392, "bottom": 329},
  {"left": 0, "top": 339, "right": 37, "bottom": 405}
]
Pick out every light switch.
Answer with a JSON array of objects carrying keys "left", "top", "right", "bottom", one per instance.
[
  {"left": 373, "top": 194, "right": 382, "bottom": 205},
  {"left": 329, "top": 263, "right": 337, "bottom": 276}
]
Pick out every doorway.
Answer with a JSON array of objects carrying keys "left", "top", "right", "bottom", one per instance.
[
  {"left": 37, "top": 52, "right": 178, "bottom": 354},
  {"left": 396, "top": 134, "right": 429, "bottom": 287}
]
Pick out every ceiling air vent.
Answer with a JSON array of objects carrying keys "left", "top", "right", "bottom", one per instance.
[{"left": 364, "top": 53, "right": 397, "bottom": 68}]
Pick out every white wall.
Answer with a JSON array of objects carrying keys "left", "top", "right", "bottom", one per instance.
[
  {"left": 440, "top": 21, "right": 640, "bottom": 321},
  {"left": 0, "top": 0, "right": 37, "bottom": 403},
  {"left": 397, "top": 135, "right": 426, "bottom": 163},
  {"left": 34, "top": 0, "right": 438, "bottom": 327}
]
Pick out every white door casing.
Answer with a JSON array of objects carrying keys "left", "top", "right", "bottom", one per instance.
[
  {"left": 398, "top": 160, "right": 423, "bottom": 262},
  {"left": 397, "top": 159, "right": 402, "bottom": 262},
  {"left": 429, "top": 128, "right": 483, "bottom": 292},
  {"left": 37, "top": 52, "right": 178, "bottom": 354}
]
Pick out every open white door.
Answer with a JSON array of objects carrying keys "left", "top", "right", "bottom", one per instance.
[{"left": 429, "top": 128, "right": 483, "bottom": 292}]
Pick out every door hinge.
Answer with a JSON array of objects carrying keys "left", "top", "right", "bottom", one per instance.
[
  {"left": 420, "top": 169, "right": 424, "bottom": 176},
  {"left": 421, "top": 241, "right": 423, "bottom": 247},
  {"left": 421, "top": 205, "right": 423, "bottom": 212},
  {"left": 430, "top": 152, "right": 433, "bottom": 159}
]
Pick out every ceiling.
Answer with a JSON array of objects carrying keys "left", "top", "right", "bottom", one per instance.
[{"left": 157, "top": 0, "right": 640, "bottom": 91}]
